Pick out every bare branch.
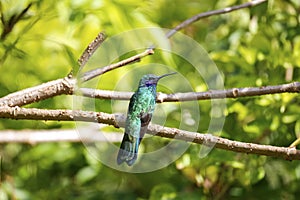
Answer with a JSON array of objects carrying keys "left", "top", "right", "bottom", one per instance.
[
  {"left": 156, "top": 81, "right": 300, "bottom": 102},
  {"left": 0, "top": 106, "right": 299, "bottom": 160},
  {"left": 80, "top": 88, "right": 133, "bottom": 100},
  {"left": 1, "top": 77, "right": 298, "bottom": 109},
  {"left": 0, "top": 77, "right": 76, "bottom": 107},
  {"left": 79, "top": 82, "right": 300, "bottom": 102},
  {"left": 149, "top": 124, "right": 300, "bottom": 160},
  {"left": 166, "top": 0, "right": 267, "bottom": 38},
  {"left": 80, "top": 48, "right": 154, "bottom": 82}
]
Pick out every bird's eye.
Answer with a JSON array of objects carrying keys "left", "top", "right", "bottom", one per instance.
[{"left": 145, "top": 80, "right": 155, "bottom": 86}]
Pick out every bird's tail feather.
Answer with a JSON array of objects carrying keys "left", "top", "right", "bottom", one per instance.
[{"left": 117, "top": 133, "right": 139, "bottom": 166}]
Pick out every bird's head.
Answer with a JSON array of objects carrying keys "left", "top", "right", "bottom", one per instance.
[{"left": 139, "top": 72, "right": 176, "bottom": 87}]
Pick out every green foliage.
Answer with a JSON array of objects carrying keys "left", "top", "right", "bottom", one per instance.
[{"left": 0, "top": 0, "right": 300, "bottom": 199}]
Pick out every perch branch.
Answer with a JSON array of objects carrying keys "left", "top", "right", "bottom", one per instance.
[
  {"left": 0, "top": 106, "right": 299, "bottom": 160},
  {"left": 79, "top": 82, "right": 300, "bottom": 102},
  {"left": 1, "top": 80, "right": 298, "bottom": 108},
  {"left": 166, "top": 0, "right": 267, "bottom": 38}
]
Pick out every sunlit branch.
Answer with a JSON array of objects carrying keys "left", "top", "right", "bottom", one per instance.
[
  {"left": 77, "top": 32, "right": 106, "bottom": 69},
  {"left": 0, "top": 77, "right": 75, "bottom": 107},
  {"left": 1, "top": 79, "right": 298, "bottom": 108},
  {"left": 0, "top": 106, "right": 299, "bottom": 160},
  {"left": 79, "top": 82, "right": 300, "bottom": 102}
]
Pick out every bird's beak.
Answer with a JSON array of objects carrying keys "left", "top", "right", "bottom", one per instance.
[{"left": 158, "top": 72, "right": 177, "bottom": 80}]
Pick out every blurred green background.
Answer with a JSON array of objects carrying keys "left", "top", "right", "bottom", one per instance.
[{"left": 0, "top": 0, "right": 300, "bottom": 199}]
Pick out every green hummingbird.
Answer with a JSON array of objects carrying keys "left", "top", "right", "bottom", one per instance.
[{"left": 117, "top": 72, "right": 176, "bottom": 166}]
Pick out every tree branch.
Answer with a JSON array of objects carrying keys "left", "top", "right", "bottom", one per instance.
[
  {"left": 79, "top": 82, "right": 300, "bottom": 102},
  {"left": 0, "top": 106, "right": 299, "bottom": 160},
  {"left": 0, "top": 77, "right": 75, "bottom": 107},
  {"left": 165, "top": 0, "right": 267, "bottom": 38},
  {"left": 1, "top": 79, "right": 298, "bottom": 108}
]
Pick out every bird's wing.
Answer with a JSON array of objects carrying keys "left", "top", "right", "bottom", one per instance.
[
  {"left": 140, "top": 111, "right": 152, "bottom": 127},
  {"left": 138, "top": 94, "right": 155, "bottom": 142},
  {"left": 139, "top": 111, "right": 152, "bottom": 144}
]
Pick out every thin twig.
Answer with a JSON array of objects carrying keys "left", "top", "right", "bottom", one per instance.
[
  {"left": 0, "top": 106, "right": 299, "bottom": 160},
  {"left": 166, "top": 0, "right": 267, "bottom": 38},
  {"left": 79, "top": 82, "right": 300, "bottom": 102},
  {"left": 77, "top": 32, "right": 106, "bottom": 69},
  {"left": 80, "top": 48, "right": 154, "bottom": 82}
]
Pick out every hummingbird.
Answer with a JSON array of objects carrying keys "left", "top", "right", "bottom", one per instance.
[{"left": 117, "top": 72, "right": 176, "bottom": 166}]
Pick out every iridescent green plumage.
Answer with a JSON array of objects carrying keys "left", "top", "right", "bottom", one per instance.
[{"left": 117, "top": 72, "right": 176, "bottom": 166}]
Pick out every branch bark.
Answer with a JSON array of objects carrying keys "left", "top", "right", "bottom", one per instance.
[
  {"left": 79, "top": 82, "right": 300, "bottom": 102},
  {"left": 0, "top": 77, "right": 75, "bottom": 107},
  {"left": 0, "top": 80, "right": 298, "bottom": 108},
  {"left": 0, "top": 106, "right": 299, "bottom": 160}
]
